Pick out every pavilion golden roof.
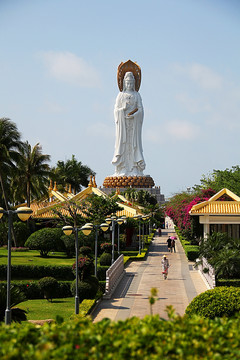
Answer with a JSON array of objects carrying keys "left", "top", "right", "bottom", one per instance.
[
  {"left": 18, "top": 176, "right": 143, "bottom": 219},
  {"left": 189, "top": 188, "right": 240, "bottom": 215}
]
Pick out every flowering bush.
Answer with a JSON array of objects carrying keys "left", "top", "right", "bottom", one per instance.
[
  {"left": 100, "top": 243, "right": 117, "bottom": 253},
  {"left": 165, "top": 188, "right": 215, "bottom": 237},
  {"left": 12, "top": 247, "right": 29, "bottom": 252},
  {"left": 72, "top": 256, "right": 94, "bottom": 281}
]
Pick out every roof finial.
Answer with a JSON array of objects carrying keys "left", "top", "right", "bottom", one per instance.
[
  {"left": 93, "top": 176, "right": 97, "bottom": 188},
  {"left": 116, "top": 187, "right": 120, "bottom": 195},
  {"left": 88, "top": 175, "right": 93, "bottom": 187},
  {"left": 53, "top": 181, "right": 57, "bottom": 191},
  {"left": 68, "top": 184, "right": 72, "bottom": 193},
  {"left": 48, "top": 179, "right": 53, "bottom": 192}
]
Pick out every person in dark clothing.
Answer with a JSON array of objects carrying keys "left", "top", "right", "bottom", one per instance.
[
  {"left": 171, "top": 238, "right": 176, "bottom": 252},
  {"left": 167, "top": 237, "right": 172, "bottom": 252}
]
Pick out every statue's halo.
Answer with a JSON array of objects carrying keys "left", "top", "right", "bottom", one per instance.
[{"left": 117, "top": 60, "right": 141, "bottom": 92}]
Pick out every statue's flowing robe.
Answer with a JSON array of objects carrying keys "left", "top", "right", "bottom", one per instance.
[{"left": 112, "top": 90, "right": 145, "bottom": 176}]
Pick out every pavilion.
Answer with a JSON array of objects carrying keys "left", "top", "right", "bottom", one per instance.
[{"left": 189, "top": 188, "right": 240, "bottom": 239}]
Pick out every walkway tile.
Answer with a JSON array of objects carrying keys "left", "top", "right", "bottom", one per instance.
[{"left": 92, "top": 230, "right": 208, "bottom": 322}]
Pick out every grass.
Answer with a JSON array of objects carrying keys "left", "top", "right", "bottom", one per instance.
[
  {"left": 20, "top": 297, "right": 76, "bottom": 321},
  {"left": 0, "top": 247, "right": 75, "bottom": 266}
]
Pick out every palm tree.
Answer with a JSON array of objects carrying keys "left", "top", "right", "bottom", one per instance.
[
  {"left": 0, "top": 284, "right": 27, "bottom": 322},
  {"left": 52, "top": 155, "right": 95, "bottom": 193},
  {"left": 12, "top": 142, "right": 51, "bottom": 207},
  {"left": 0, "top": 118, "right": 22, "bottom": 209}
]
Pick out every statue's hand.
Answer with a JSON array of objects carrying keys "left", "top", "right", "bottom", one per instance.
[{"left": 125, "top": 114, "right": 134, "bottom": 119}]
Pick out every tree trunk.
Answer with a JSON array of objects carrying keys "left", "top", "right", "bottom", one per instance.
[
  {"left": 0, "top": 171, "right": 9, "bottom": 210},
  {"left": 0, "top": 171, "right": 17, "bottom": 247}
]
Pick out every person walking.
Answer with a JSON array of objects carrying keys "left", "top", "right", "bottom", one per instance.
[
  {"left": 171, "top": 238, "right": 176, "bottom": 253},
  {"left": 167, "top": 236, "right": 172, "bottom": 252},
  {"left": 161, "top": 255, "right": 170, "bottom": 280}
]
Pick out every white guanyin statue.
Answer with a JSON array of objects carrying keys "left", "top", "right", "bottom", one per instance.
[{"left": 112, "top": 69, "right": 146, "bottom": 176}]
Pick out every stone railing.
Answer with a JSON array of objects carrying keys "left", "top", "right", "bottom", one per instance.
[
  {"left": 104, "top": 254, "right": 125, "bottom": 299},
  {"left": 197, "top": 256, "right": 216, "bottom": 289}
]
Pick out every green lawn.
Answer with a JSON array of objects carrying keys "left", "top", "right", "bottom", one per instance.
[
  {"left": 21, "top": 297, "right": 76, "bottom": 321},
  {"left": 0, "top": 248, "right": 75, "bottom": 266}
]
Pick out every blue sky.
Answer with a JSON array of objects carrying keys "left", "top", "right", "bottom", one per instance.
[{"left": 1, "top": 0, "right": 240, "bottom": 198}]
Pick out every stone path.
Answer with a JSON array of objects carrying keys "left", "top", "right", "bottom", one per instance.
[{"left": 92, "top": 230, "right": 209, "bottom": 322}]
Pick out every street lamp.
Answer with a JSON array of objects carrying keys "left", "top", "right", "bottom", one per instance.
[
  {"left": 0, "top": 206, "right": 33, "bottom": 325},
  {"left": 105, "top": 216, "right": 126, "bottom": 263},
  {"left": 62, "top": 224, "right": 92, "bottom": 315},
  {"left": 62, "top": 222, "right": 109, "bottom": 314},
  {"left": 117, "top": 216, "right": 126, "bottom": 255},
  {"left": 142, "top": 215, "right": 150, "bottom": 250},
  {"left": 133, "top": 214, "right": 142, "bottom": 255}
]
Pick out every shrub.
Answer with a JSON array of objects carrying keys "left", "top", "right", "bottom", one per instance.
[
  {"left": 97, "top": 266, "right": 108, "bottom": 281},
  {"left": 2, "top": 313, "right": 240, "bottom": 358},
  {"left": 216, "top": 279, "right": 240, "bottom": 287},
  {"left": 100, "top": 242, "right": 112, "bottom": 253},
  {"left": 38, "top": 277, "right": 59, "bottom": 302},
  {"left": 79, "top": 246, "right": 93, "bottom": 257},
  {"left": 72, "top": 257, "right": 94, "bottom": 281},
  {"left": 185, "top": 286, "right": 240, "bottom": 318},
  {"left": 70, "top": 276, "right": 99, "bottom": 302},
  {"left": 25, "top": 228, "right": 62, "bottom": 257},
  {"left": 0, "top": 264, "right": 74, "bottom": 281},
  {"left": 61, "top": 234, "right": 75, "bottom": 257},
  {"left": 184, "top": 245, "right": 199, "bottom": 261},
  {"left": 99, "top": 252, "right": 112, "bottom": 266}
]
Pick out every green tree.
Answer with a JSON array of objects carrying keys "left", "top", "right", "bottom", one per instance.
[
  {"left": 52, "top": 155, "right": 95, "bottom": 193},
  {"left": 81, "top": 194, "right": 122, "bottom": 224},
  {"left": 0, "top": 284, "right": 27, "bottom": 322},
  {"left": 0, "top": 118, "right": 22, "bottom": 208},
  {"left": 12, "top": 141, "right": 51, "bottom": 206},
  {"left": 196, "top": 166, "right": 240, "bottom": 196}
]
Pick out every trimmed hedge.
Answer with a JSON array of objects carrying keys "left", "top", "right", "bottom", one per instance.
[
  {"left": 97, "top": 266, "right": 108, "bottom": 281},
  {"left": 71, "top": 276, "right": 99, "bottom": 302},
  {"left": 0, "top": 280, "right": 72, "bottom": 299},
  {"left": 99, "top": 252, "right": 112, "bottom": 266},
  {"left": 1, "top": 314, "right": 240, "bottom": 358},
  {"left": 185, "top": 286, "right": 240, "bottom": 318},
  {"left": 0, "top": 264, "right": 74, "bottom": 280},
  {"left": 216, "top": 279, "right": 240, "bottom": 287},
  {"left": 183, "top": 245, "right": 199, "bottom": 261}
]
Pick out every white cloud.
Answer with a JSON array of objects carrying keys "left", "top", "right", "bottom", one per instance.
[
  {"left": 39, "top": 51, "right": 100, "bottom": 87},
  {"left": 86, "top": 122, "right": 114, "bottom": 139},
  {"left": 165, "top": 120, "right": 199, "bottom": 140},
  {"left": 145, "top": 120, "right": 199, "bottom": 143},
  {"left": 174, "top": 63, "right": 223, "bottom": 90},
  {"left": 175, "top": 93, "right": 212, "bottom": 113}
]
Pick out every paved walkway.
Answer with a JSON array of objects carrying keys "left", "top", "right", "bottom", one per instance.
[{"left": 92, "top": 230, "right": 209, "bottom": 322}]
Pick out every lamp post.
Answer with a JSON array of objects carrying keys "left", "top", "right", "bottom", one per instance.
[
  {"left": 105, "top": 216, "right": 126, "bottom": 263},
  {"left": 62, "top": 222, "right": 109, "bottom": 313},
  {"left": 62, "top": 224, "right": 92, "bottom": 315},
  {"left": 0, "top": 206, "right": 33, "bottom": 325},
  {"left": 142, "top": 215, "right": 150, "bottom": 250},
  {"left": 133, "top": 214, "right": 142, "bottom": 255},
  {"left": 117, "top": 216, "right": 126, "bottom": 255}
]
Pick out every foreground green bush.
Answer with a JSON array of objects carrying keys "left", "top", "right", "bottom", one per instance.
[
  {"left": 185, "top": 286, "right": 240, "bottom": 318},
  {"left": 1, "top": 312, "right": 240, "bottom": 359}
]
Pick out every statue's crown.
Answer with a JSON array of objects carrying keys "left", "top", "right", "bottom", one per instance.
[{"left": 124, "top": 72, "right": 135, "bottom": 81}]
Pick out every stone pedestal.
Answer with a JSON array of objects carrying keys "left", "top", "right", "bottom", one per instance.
[{"left": 103, "top": 175, "right": 155, "bottom": 189}]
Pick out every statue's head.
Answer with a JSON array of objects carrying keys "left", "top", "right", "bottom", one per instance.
[{"left": 123, "top": 72, "right": 135, "bottom": 91}]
